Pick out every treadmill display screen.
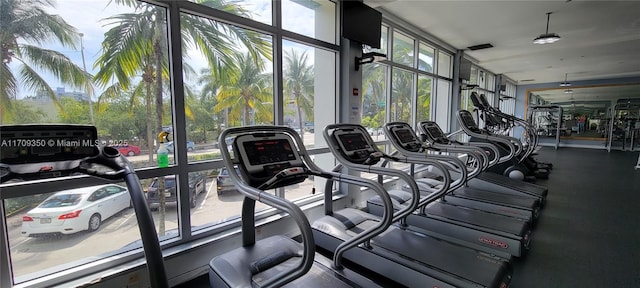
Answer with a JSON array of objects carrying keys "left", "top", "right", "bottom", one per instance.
[
  {"left": 426, "top": 126, "right": 445, "bottom": 139},
  {"left": 395, "top": 129, "right": 416, "bottom": 144},
  {"left": 1, "top": 125, "right": 99, "bottom": 164},
  {"left": 460, "top": 112, "right": 479, "bottom": 130},
  {"left": 337, "top": 133, "right": 370, "bottom": 151},
  {"left": 243, "top": 139, "right": 296, "bottom": 165}
]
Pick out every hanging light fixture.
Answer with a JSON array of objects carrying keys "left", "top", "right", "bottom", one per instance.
[
  {"left": 533, "top": 12, "right": 561, "bottom": 44},
  {"left": 560, "top": 73, "right": 571, "bottom": 87}
]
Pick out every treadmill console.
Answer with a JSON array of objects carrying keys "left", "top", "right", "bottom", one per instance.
[
  {"left": 458, "top": 110, "right": 482, "bottom": 133},
  {"left": 333, "top": 128, "right": 378, "bottom": 165},
  {"left": 388, "top": 125, "right": 422, "bottom": 152},
  {"left": 420, "top": 122, "right": 450, "bottom": 144},
  {"left": 1, "top": 125, "right": 100, "bottom": 165},
  {"left": 233, "top": 133, "right": 307, "bottom": 189}
]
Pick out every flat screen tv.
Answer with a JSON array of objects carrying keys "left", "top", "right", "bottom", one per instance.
[{"left": 342, "top": 1, "right": 382, "bottom": 49}]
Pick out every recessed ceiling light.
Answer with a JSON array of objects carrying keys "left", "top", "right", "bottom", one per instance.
[{"left": 467, "top": 43, "right": 494, "bottom": 51}]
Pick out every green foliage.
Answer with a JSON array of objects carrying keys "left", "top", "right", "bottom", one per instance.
[
  {"left": 4, "top": 193, "right": 54, "bottom": 216},
  {"left": 3, "top": 100, "right": 49, "bottom": 124},
  {"left": 417, "top": 77, "right": 432, "bottom": 121},
  {"left": 0, "top": 0, "right": 92, "bottom": 123},
  {"left": 57, "top": 97, "right": 92, "bottom": 124}
]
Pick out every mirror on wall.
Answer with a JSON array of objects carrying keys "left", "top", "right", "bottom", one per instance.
[{"left": 527, "top": 83, "right": 640, "bottom": 149}]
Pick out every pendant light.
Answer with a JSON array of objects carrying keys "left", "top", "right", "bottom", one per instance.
[{"left": 533, "top": 12, "right": 561, "bottom": 44}]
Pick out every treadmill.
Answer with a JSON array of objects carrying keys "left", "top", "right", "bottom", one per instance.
[
  {"left": 208, "top": 126, "right": 389, "bottom": 287},
  {"left": 0, "top": 125, "right": 169, "bottom": 288},
  {"left": 456, "top": 110, "right": 548, "bottom": 201},
  {"left": 364, "top": 123, "right": 532, "bottom": 258},
  {"left": 413, "top": 121, "right": 542, "bottom": 222},
  {"left": 313, "top": 123, "right": 513, "bottom": 287}
]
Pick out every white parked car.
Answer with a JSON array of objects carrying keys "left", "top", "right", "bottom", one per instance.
[{"left": 21, "top": 185, "right": 131, "bottom": 237}]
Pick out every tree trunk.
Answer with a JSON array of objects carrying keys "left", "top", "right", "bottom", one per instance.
[
  {"left": 154, "top": 29, "right": 166, "bottom": 236},
  {"left": 295, "top": 94, "right": 305, "bottom": 143},
  {"left": 146, "top": 78, "right": 154, "bottom": 164}
]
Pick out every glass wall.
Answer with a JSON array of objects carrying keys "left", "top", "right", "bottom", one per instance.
[
  {"left": 0, "top": 0, "right": 338, "bottom": 286},
  {"left": 362, "top": 23, "right": 453, "bottom": 133}
]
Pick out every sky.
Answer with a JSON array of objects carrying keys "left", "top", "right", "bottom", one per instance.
[{"left": 11, "top": 0, "right": 322, "bottom": 100}]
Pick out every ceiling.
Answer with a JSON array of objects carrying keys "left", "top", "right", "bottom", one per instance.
[{"left": 365, "top": 0, "right": 640, "bottom": 86}]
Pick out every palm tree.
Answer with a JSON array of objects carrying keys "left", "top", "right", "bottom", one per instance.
[
  {"left": 391, "top": 68, "right": 413, "bottom": 122},
  {"left": 362, "top": 63, "right": 386, "bottom": 128},
  {"left": 0, "top": 0, "right": 92, "bottom": 123},
  {"left": 214, "top": 52, "right": 273, "bottom": 127},
  {"left": 417, "top": 76, "right": 432, "bottom": 122},
  {"left": 195, "top": 67, "right": 224, "bottom": 140},
  {"left": 94, "top": 0, "right": 271, "bottom": 235},
  {"left": 283, "top": 49, "right": 314, "bottom": 142}
]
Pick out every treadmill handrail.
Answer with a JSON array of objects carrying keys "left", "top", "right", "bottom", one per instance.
[
  {"left": 457, "top": 110, "right": 517, "bottom": 163},
  {"left": 382, "top": 122, "right": 466, "bottom": 191},
  {"left": 417, "top": 121, "right": 501, "bottom": 168},
  {"left": 309, "top": 169, "right": 393, "bottom": 269},
  {"left": 219, "top": 125, "right": 394, "bottom": 272},
  {"left": 218, "top": 126, "right": 314, "bottom": 288},
  {"left": 380, "top": 151, "right": 454, "bottom": 208},
  {"left": 324, "top": 124, "right": 451, "bottom": 223}
]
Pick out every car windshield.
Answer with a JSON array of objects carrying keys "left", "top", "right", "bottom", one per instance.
[{"left": 38, "top": 194, "right": 82, "bottom": 208}]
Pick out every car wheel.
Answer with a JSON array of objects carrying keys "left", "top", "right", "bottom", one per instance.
[
  {"left": 190, "top": 192, "right": 197, "bottom": 208},
  {"left": 88, "top": 214, "right": 101, "bottom": 232},
  {"left": 127, "top": 151, "right": 135, "bottom": 156},
  {"left": 188, "top": 147, "right": 194, "bottom": 152}
]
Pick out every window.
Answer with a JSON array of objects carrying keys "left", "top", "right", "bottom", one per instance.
[
  {"left": 417, "top": 75, "right": 433, "bottom": 123},
  {"left": 181, "top": 13, "right": 274, "bottom": 163},
  {"left": 282, "top": 40, "right": 336, "bottom": 149},
  {"left": 282, "top": 0, "right": 336, "bottom": 44},
  {"left": 362, "top": 63, "right": 388, "bottom": 139},
  {"left": 191, "top": 169, "right": 270, "bottom": 230},
  {"left": 435, "top": 79, "right": 452, "bottom": 130},
  {"left": 418, "top": 43, "right": 434, "bottom": 72},
  {"left": 437, "top": 51, "right": 452, "bottom": 78},
  {"left": 391, "top": 68, "right": 415, "bottom": 123},
  {"left": 4, "top": 182, "right": 153, "bottom": 282},
  {"left": 392, "top": 31, "right": 414, "bottom": 67},
  {"left": 188, "top": 0, "right": 272, "bottom": 25}
]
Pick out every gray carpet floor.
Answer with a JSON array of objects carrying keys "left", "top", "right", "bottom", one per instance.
[{"left": 511, "top": 147, "right": 640, "bottom": 288}]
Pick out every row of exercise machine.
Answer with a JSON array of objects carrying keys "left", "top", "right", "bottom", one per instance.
[{"left": 0, "top": 92, "right": 552, "bottom": 287}]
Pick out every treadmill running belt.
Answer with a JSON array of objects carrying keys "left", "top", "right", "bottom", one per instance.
[
  {"left": 426, "top": 202, "right": 528, "bottom": 236},
  {"left": 372, "top": 226, "right": 510, "bottom": 287},
  {"left": 453, "top": 187, "right": 539, "bottom": 209},
  {"left": 478, "top": 172, "right": 547, "bottom": 196}
]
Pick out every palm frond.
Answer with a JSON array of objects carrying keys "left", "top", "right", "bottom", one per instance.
[
  {"left": 0, "top": 63, "right": 18, "bottom": 116},
  {"left": 17, "top": 63, "right": 62, "bottom": 112},
  {"left": 94, "top": 12, "right": 156, "bottom": 88},
  {"left": 19, "top": 44, "right": 91, "bottom": 89}
]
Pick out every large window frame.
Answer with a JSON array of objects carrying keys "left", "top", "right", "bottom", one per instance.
[
  {"left": 363, "top": 20, "right": 454, "bottom": 134},
  {"left": 0, "top": 1, "right": 340, "bottom": 287}
]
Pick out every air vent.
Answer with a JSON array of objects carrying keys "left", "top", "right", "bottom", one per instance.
[
  {"left": 520, "top": 79, "right": 536, "bottom": 82},
  {"left": 467, "top": 43, "right": 494, "bottom": 51}
]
